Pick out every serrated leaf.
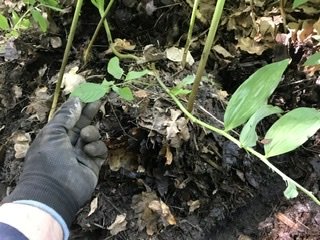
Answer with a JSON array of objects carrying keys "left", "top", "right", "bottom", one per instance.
[
  {"left": 0, "top": 14, "right": 10, "bottom": 31},
  {"left": 224, "top": 59, "right": 290, "bottom": 131},
  {"left": 284, "top": 181, "right": 299, "bottom": 199},
  {"left": 240, "top": 105, "right": 283, "bottom": 147},
  {"left": 112, "top": 86, "right": 134, "bottom": 101},
  {"left": 125, "top": 69, "right": 150, "bottom": 81},
  {"left": 31, "top": 9, "right": 48, "bottom": 32},
  {"left": 292, "top": 0, "right": 309, "bottom": 8},
  {"left": 107, "top": 57, "right": 124, "bottom": 79},
  {"left": 71, "top": 82, "right": 108, "bottom": 103},
  {"left": 264, "top": 108, "right": 320, "bottom": 157},
  {"left": 303, "top": 52, "right": 320, "bottom": 66}
]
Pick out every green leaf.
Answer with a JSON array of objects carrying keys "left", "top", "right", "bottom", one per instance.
[
  {"left": 170, "top": 88, "right": 191, "bottom": 96},
  {"left": 0, "top": 14, "right": 10, "bottom": 31},
  {"left": 240, "top": 105, "right": 283, "bottom": 147},
  {"left": 24, "top": 0, "right": 36, "bottom": 5},
  {"left": 264, "top": 107, "right": 320, "bottom": 157},
  {"left": 101, "top": 79, "right": 114, "bottom": 91},
  {"left": 224, "top": 59, "right": 290, "bottom": 131},
  {"left": 39, "top": 0, "right": 59, "bottom": 7},
  {"left": 71, "top": 82, "right": 108, "bottom": 103},
  {"left": 284, "top": 181, "right": 299, "bottom": 199},
  {"left": 125, "top": 69, "right": 150, "bottom": 81},
  {"left": 107, "top": 57, "right": 124, "bottom": 79},
  {"left": 31, "top": 9, "right": 48, "bottom": 32},
  {"left": 12, "top": 11, "right": 20, "bottom": 26},
  {"left": 303, "top": 52, "right": 320, "bottom": 66},
  {"left": 112, "top": 86, "right": 134, "bottom": 101},
  {"left": 292, "top": 0, "right": 309, "bottom": 8},
  {"left": 19, "top": 18, "right": 31, "bottom": 30},
  {"left": 180, "top": 74, "right": 195, "bottom": 86}
]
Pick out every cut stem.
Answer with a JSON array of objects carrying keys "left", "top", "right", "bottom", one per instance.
[
  {"left": 48, "top": 0, "right": 84, "bottom": 120},
  {"left": 187, "top": 0, "right": 225, "bottom": 112}
]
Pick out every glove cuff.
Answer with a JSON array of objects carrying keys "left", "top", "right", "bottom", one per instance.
[
  {"left": 13, "top": 200, "right": 70, "bottom": 240},
  {"left": 2, "top": 173, "right": 79, "bottom": 227}
]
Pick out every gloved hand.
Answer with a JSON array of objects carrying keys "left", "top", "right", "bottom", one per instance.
[{"left": 3, "top": 97, "right": 108, "bottom": 227}]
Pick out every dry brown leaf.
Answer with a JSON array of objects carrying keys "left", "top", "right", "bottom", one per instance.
[
  {"left": 187, "top": 200, "right": 200, "bottom": 213},
  {"left": 12, "top": 132, "right": 31, "bottom": 159},
  {"left": 212, "top": 44, "right": 234, "bottom": 58},
  {"left": 237, "top": 37, "right": 269, "bottom": 55},
  {"left": 165, "top": 47, "right": 194, "bottom": 66},
  {"left": 134, "top": 89, "right": 149, "bottom": 98},
  {"left": 87, "top": 197, "right": 98, "bottom": 217},
  {"left": 26, "top": 87, "right": 51, "bottom": 122},
  {"left": 108, "top": 147, "right": 138, "bottom": 171},
  {"left": 61, "top": 66, "right": 86, "bottom": 94},
  {"left": 165, "top": 145, "right": 173, "bottom": 165},
  {"left": 107, "top": 214, "right": 127, "bottom": 235},
  {"left": 148, "top": 199, "right": 176, "bottom": 225}
]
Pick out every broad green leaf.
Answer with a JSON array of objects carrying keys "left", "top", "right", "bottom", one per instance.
[
  {"left": 303, "top": 52, "right": 320, "bottom": 66},
  {"left": 240, "top": 105, "right": 283, "bottom": 147},
  {"left": 170, "top": 88, "right": 191, "bottom": 96},
  {"left": 71, "top": 82, "right": 108, "bottom": 103},
  {"left": 24, "top": 0, "right": 36, "bottom": 5},
  {"left": 284, "top": 181, "right": 299, "bottom": 199},
  {"left": 264, "top": 107, "right": 320, "bottom": 157},
  {"left": 0, "top": 14, "right": 10, "bottom": 31},
  {"left": 101, "top": 79, "right": 114, "bottom": 91},
  {"left": 19, "top": 18, "right": 31, "bottom": 30},
  {"left": 112, "top": 86, "right": 134, "bottom": 101},
  {"left": 224, "top": 59, "right": 290, "bottom": 131},
  {"left": 31, "top": 9, "right": 48, "bottom": 32},
  {"left": 12, "top": 11, "right": 20, "bottom": 26},
  {"left": 39, "top": 0, "right": 59, "bottom": 7},
  {"left": 107, "top": 57, "right": 124, "bottom": 79},
  {"left": 292, "top": 0, "right": 309, "bottom": 8},
  {"left": 125, "top": 69, "right": 150, "bottom": 81}
]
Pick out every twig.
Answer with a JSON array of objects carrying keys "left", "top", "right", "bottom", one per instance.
[{"left": 48, "top": 0, "right": 84, "bottom": 120}]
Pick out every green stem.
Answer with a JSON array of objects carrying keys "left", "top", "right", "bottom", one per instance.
[
  {"left": 83, "top": 0, "right": 115, "bottom": 64},
  {"left": 48, "top": 0, "right": 84, "bottom": 120},
  {"left": 182, "top": 0, "right": 200, "bottom": 68},
  {"left": 187, "top": 0, "right": 225, "bottom": 112},
  {"left": 155, "top": 73, "right": 320, "bottom": 205},
  {"left": 97, "top": 3, "right": 139, "bottom": 61}
]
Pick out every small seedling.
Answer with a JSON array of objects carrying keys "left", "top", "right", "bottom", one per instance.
[{"left": 71, "top": 56, "right": 151, "bottom": 102}]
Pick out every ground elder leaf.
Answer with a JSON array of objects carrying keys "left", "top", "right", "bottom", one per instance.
[
  {"left": 125, "top": 69, "right": 150, "bottom": 81},
  {"left": 107, "top": 56, "right": 124, "bottom": 79},
  {"left": 240, "top": 105, "right": 283, "bottom": 147},
  {"left": 303, "top": 52, "right": 320, "bottom": 66},
  {"left": 71, "top": 82, "right": 108, "bottom": 103},
  {"left": 264, "top": 107, "right": 320, "bottom": 158},
  {"left": 224, "top": 59, "right": 290, "bottom": 131},
  {"left": 31, "top": 9, "right": 48, "bottom": 32},
  {"left": 284, "top": 181, "right": 299, "bottom": 199},
  {"left": 293, "top": 0, "right": 309, "bottom": 8},
  {"left": 0, "top": 14, "right": 10, "bottom": 31}
]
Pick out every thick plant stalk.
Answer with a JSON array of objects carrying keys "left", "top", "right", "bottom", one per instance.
[
  {"left": 187, "top": 0, "right": 225, "bottom": 112},
  {"left": 155, "top": 73, "right": 320, "bottom": 206},
  {"left": 48, "top": 0, "right": 84, "bottom": 120},
  {"left": 182, "top": 0, "right": 200, "bottom": 68}
]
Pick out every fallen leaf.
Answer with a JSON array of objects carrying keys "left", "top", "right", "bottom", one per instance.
[
  {"left": 213, "top": 44, "right": 234, "bottom": 58},
  {"left": 165, "top": 145, "right": 173, "bottom": 165},
  {"left": 148, "top": 199, "right": 176, "bottom": 225},
  {"left": 26, "top": 87, "right": 51, "bottom": 122},
  {"left": 187, "top": 200, "right": 200, "bottom": 213},
  {"left": 12, "top": 132, "right": 31, "bottom": 159},
  {"left": 165, "top": 47, "right": 194, "bottom": 66},
  {"left": 87, "top": 197, "right": 98, "bottom": 217},
  {"left": 12, "top": 85, "right": 22, "bottom": 99},
  {"left": 134, "top": 89, "right": 149, "bottom": 98},
  {"left": 237, "top": 37, "right": 269, "bottom": 55},
  {"left": 107, "top": 214, "right": 127, "bottom": 235},
  {"left": 61, "top": 66, "right": 86, "bottom": 94}
]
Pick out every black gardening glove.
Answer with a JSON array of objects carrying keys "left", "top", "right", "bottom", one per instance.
[{"left": 3, "top": 98, "right": 108, "bottom": 226}]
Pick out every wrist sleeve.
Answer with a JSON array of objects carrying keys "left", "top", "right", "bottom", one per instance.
[
  {"left": 0, "top": 222, "right": 28, "bottom": 240},
  {"left": 13, "top": 200, "right": 70, "bottom": 240}
]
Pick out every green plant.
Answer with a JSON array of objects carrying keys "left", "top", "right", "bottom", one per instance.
[
  {"left": 0, "top": 0, "right": 62, "bottom": 36},
  {"left": 304, "top": 52, "right": 320, "bottom": 66},
  {"left": 170, "top": 75, "right": 195, "bottom": 96},
  {"left": 187, "top": 0, "right": 225, "bottom": 112},
  {"left": 154, "top": 60, "right": 320, "bottom": 204},
  {"left": 71, "top": 56, "right": 150, "bottom": 102},
  {"left": 292, "top": 0, "right": 310, "bottom": 8}
]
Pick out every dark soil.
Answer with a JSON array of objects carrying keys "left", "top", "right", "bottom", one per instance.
[{"left": 0, "top": 1, "right": 320, "bottom": 240}]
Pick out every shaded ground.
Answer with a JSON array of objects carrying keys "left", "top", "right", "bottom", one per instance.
[{"left": 0, "top": 1, "right": 320, "bottom": 239}]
